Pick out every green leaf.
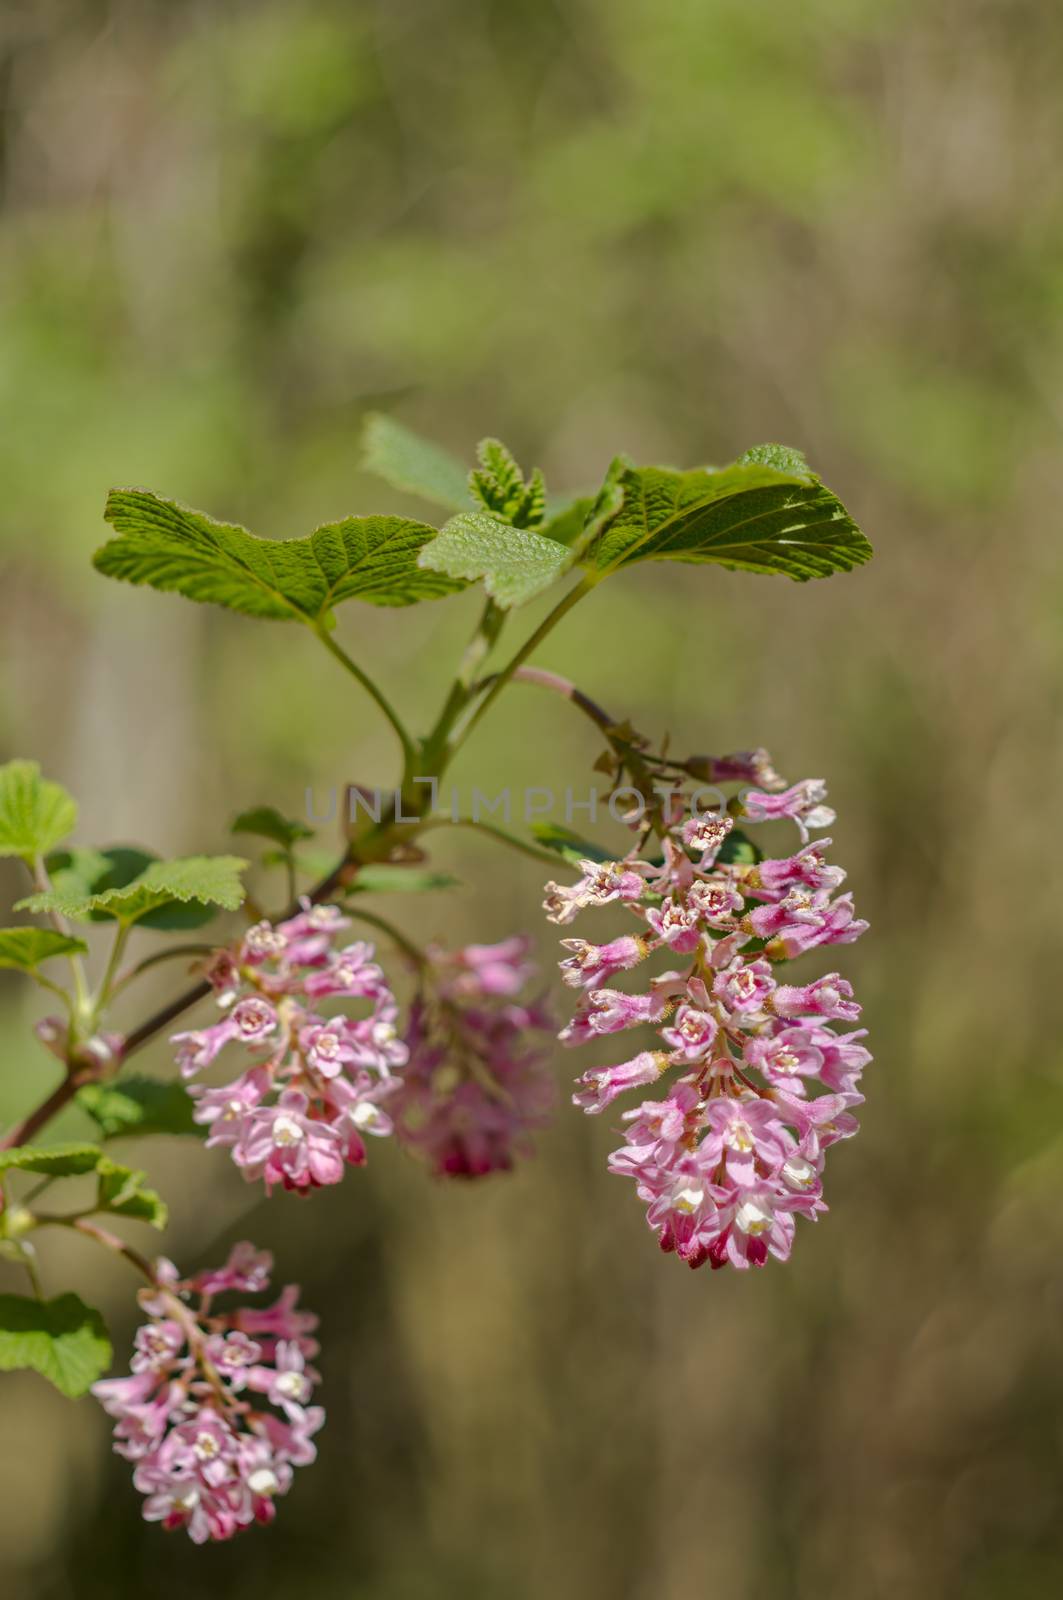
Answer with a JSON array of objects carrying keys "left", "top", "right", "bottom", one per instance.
[
  {"left": 716, "top": 828, "right": 764, "bottom": 867},
  {"left": 348, "top": 864, "right": 460, "bottom": 894},
  {"left": 232, "top": 806, "right": 314, "bottom": 850},
  {"left": 95, "top": 1157, "right": 168, "bottom": 1229},
  {"left": 78, "top": 1078, "right": 200, "bottom": 1141},
  {"left": 0, "top": 1142, "right": 103, "bottom": 1178},
  {"left": 359, "top": 413, "right": 472, "bottom": 512},
  {"left": 418, "top": 512, "right": 573, "bottom": 607},
  {"left": 0, "top": 928, "right": 88, "bottom": 973},
  {"left": 530, "top": 822, "right": 616, "bottom": 866},
  {"left": 0, "top": 761, "right": 78, "bottom": 864},
  {"left": 468, "top": 438, "right": 546, "bottom": 530},
  {"left": 18, "top": 854, "right": 248, "bottom": 926},
  {"left": 539, "top": 495, "right": 594, "bottom": 547},
  {"left": 41, "top": 846, "right": 223, "bottom": 931},
  {"left": 0, "top": 1292, "right": 112, "bottom": 1397},
  {"left": 94, "top": 490, "right": 464, "bottom": 622},
  {"left": 580, "top": 452, "right": 872, "bottom": 581}
]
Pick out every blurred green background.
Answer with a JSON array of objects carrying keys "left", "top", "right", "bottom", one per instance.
[{"left": 1, "top": 0, "right": 1062, "bottom": 1595}]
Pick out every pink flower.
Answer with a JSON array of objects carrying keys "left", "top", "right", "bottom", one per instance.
[
  {"left": 558, "top": 934, "right": 648, "bottom": 990},
  {"left": 543, "top": 859, "right": 647, "bottom": 925},
  {"left": 391, "top": 941, "right": 555, "bottom": 1178},
  {"left": 772, "top": 975, "right": 861, "bottom": 1022},
  {"left": 171, "top": 908, "right": 406, "bottom": 1195},
  {"left": 573, "top": 1051, "right": 665, "bottom": 1113},
  {"left": 743, "top": 779, "right": 835, "bottom": 841},
  {"left": 93, "top": 1246, "right": 321, "bottom": 1543},
  {"left": 434, "top": 936, "right": 535, "bottom": 997},
  {"left": 547, "top": 762, "right": 870, "bottom": 1272},
  {"left": 711, "top": 955, "right": 776, "bottom": 1015},
  {"left": 660, "top": 1004, "right": 719, "bottom": 1063},
  {"left": 233, "top": 1090, "right": 346, "bottom": 1193}
]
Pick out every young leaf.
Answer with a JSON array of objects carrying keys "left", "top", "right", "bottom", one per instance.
[
  {"left": 418, "top": 512, "right": 573, "bottom": 608},
  {"left": 0, "top": 928, "right": 88, "bottom": 973},
  {"left": 359, "top": 413, "right": 472, "bottom": 512},
  {"left": 348, "top": 864, "right": 460, "bottom": 894},
  {"left": 0, "top": 1293, "right": 112, "bottom": 1397},
  {"left": 231, "top": 806, "right": 314, "bottom": 850},
  {"left": 0, "top": 1142, "right": 103, "bottom": 1178},
  {"left": 18, "top": 855, "right": 248, "bottom": 926},
  {"left": 580, "top": 452, "right": 872, "bottom": 581},
  {"left": 78, "top": 1078, "right": 201, "bottom": 1141},
  {"left": 95, "top": 1158, "right": 168, "bottom": 1229},
  {"left": 530, "top": 822, "right": 616, "bottom": 866},
  {"left": 42, "top": 846, "right": 223, "bottom": 931},
  {"left": 0, "top": 761, "right": 78, "bottom": 864},
  {"left": 468, "top": 438, "right": 546, "bottom": 529},
  {"left": 94, "top": 491, "right": 464, "bottom": 622}
]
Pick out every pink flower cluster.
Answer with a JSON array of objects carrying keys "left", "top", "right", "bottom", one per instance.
[
  {"left": 390, "top": 937, "right": 555, "bottom": 1177},
  {"left": 172, "top": 904, "right": 406, "bottom": 1193},
  {"left": 545, "top": 770, "right": 870, "bottom": 1270},
  {"left": 92, "top": 1243, "right": 321, "bottom": 1544}
]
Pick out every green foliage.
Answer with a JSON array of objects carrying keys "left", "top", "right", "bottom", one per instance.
[
  {"left": 41, "top": 846, "right": 230, "bottom": 931},
  {"left": 0, "top": 1143, "right": 104, "bottom": 1178},
  {"left": 418, "top": 512, "right": 573, "bottom": 607},
  {"left": 359, "top": 413, "right": 472, "bottom": 512},
  {"left": 18, "top": 854, "right": 247, "bottom": 926},
  {"left": 0, "top": 1143, "right": 167, "bottom": 1226},
  {"left": 0, "top": 928, "right": 88, "bottom": 972},
  {"left": 78, "top": 1078, "right": 200, "bottom": 1140},
  {"left": 530, "top": 822, "right": 616, "bottom": 865},
  {"left": 232, "top": 806, "right": 314, "bottom": 850},
  {"left": 468, "top": 438, "right": 546, "bottom": 530},
  {"left": 580, "top": 453, "right": 872, "bottom": 581},
  {"left": 95, "top": 1158, "right": 168, "bottom": 1229},
  {"left": 94, "top": 490, "right": 464, "bottom": 621},
  {"left": 348, "top": 864, "right": 460, "bottom": 893},
  {"left": 0, "top": 760, "right": 77, "bottom": 864},
  {"left": 716, "top": 828, "right": 763, "bottom": 867},
  {"left": 0, "top": 1292, "right": 112, "bottom": 1397},
  {"left": 539, "top": 496, "right": 594, "bottom": 547}
]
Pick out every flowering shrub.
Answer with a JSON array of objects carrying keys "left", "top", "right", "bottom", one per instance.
[{"left": 0, "top": 421, "right": 872, "bottom": 1539}]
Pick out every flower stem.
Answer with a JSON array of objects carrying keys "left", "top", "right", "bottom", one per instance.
[
  {"left": 342, "top": 906, "right": 428, "bottom": 968},
  {"left": 447, "top": 576, "right": 596, "bottom": 755},
  {"left": 418, "top": 815, "right": 565, "bottom": 870},
  {"left": 37, "top": 1214, "right": 156, "bottom": 1283},
  {"left": 312, "top": 624, "right": 416, "bottom": 769}
]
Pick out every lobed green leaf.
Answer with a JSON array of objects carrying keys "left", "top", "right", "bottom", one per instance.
[
  {"left": 0, "top": 1142, "right": 103, "bottom": 1178},
  {"left": 95, "top": 1158, "right": 168, "bottom": 1229},
  {"left": 348, "top": 864, "right": 460, "bottom": 894},
  {"left": 94, "top": 490, "right": 464, "bottom": 621},
  {"left": 18, "top": 854, "right": 248, "bottom": 926},
  {"left": 359, "top": 412, "right": 472, "bottom": 511},
  {"left": 580, "top": 450, "right": 872, "bottom": 581},
  {"left": 78, "top": 1078, "right": 201, "bottom": 1141},
  {"left": 0, "top": 761, "right": 78, "bottom": 864},
  {"left": 530, "top": 822, "right": 616, "bottom": 866},
  {"left": 418, "top": 512, "right": 573, "bottom": 607},
  {"left": 232, "top": 805, "right": 314, "bottom": 850},
  {"left": 0, "top": 1293, "right": 112, "bottom": 1397},
  {"left": 0, "top": 928, "right": 88, "bottom": 973}
]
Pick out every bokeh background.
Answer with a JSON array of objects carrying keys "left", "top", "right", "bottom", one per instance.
[{"left": 1, "top": 1, "right": 1061, "bottom": 1596}]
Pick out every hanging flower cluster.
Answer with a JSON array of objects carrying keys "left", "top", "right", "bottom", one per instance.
[
  {"left": 545, "top": 773, "right": 870, "bottom": 1269},
  {"left": 172, "top": 904, "right": 406, "bottom": 1193},
  {"left": 390, "top": 937, "right": 556, "bottom": 1177},
  {"left": 92, "top": 1243, "right": 321, "bottom": 1544}
]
